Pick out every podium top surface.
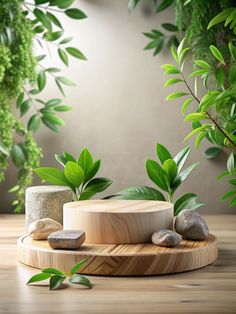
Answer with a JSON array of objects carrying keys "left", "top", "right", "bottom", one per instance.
[{"left": 63, "top": 200, "right": 173, "bottom": 213}]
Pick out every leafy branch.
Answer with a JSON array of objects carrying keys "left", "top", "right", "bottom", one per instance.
[
  {"left": 106, "top": 143, "right": 204, "bottom": 216},
  {"left": 35, "top": 148, "right": 113, "bottom": 200},
  {"left": 27, "top": 259, "right": 92, "bottom": 290}
]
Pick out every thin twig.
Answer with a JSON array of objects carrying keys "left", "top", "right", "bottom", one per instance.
[{"left": 181, "top": 72, "right": 236, "bottom": 149}]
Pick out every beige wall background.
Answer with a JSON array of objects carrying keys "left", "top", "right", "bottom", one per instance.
[{"left": 0, "top": 0, "right": 234, "bottom": 213}]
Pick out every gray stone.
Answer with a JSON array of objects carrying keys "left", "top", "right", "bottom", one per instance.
[
  {"left": 25, "top": 185, "right": 73, "bottom": 228},
  {"left": 28, "top": 218, "right": 62, "bottom": 240},
  {"left": 174, "top": 209, "right": 209, "bottom": 241},
  {"left": 48, "top": 230, "right": 85, "bottom": 249},
  {"left": 151, "top": 229, "right": 182, "bottom": 247}
]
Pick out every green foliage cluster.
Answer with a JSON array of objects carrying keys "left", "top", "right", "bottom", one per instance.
[
  {"left": 106, "top": 143, "right": 204, "bottom": 216},
  {"left": 35, "top": 148, "right": 113, "bottom": 200},
  {"left": 0, "top": 0, "right": 41, "bottom": 212},
  {"left": 162, "top": 38, "right": 236, "bottom": 206},
  {"left": 0, "top": 0, "right": 87, "bottom": 212},
  {"left": 27, "top": 259, "right": 92, "bottom": 290}
]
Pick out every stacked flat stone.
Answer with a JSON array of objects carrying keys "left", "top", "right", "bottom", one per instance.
[{"left": 25, "top": 186, "right": 73, "bottom": 228}]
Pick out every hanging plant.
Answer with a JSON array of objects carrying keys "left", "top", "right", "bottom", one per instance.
[{"left": 0, "top": 0, "right": 87, "bottom": 212}]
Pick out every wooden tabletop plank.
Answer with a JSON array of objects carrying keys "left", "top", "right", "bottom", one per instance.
[{"left": 0, "top": 214, "right": 235, "bottom": 314}]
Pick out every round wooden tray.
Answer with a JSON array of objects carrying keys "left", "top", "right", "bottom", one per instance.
[
  {"left": 63, "top": 200, "right": 173, "bottom": 244},
  {"left": 17, "top": 234, "right": 218, "bottom": 276}
]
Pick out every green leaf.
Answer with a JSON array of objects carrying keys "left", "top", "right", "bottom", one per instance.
[
  {"left": 156, "top": 143, "right": 172, "bottom": 164},
  {"left": 156, "top": 0, "right": 174, "bottom": 13},
  {"left": 66, "top": 47, "right": 87, "bottom": 60},
  {"left": 58, "top": 48, "right": 68, "bottom": 66},
  {"left": 11, "top": 144, "right": 25, "bottom": 167},
  {"left": 65, "top": 8, "right": 87, "bottom": 19},
  {"left": 153, "top": 38, "right": 164, "bottom": 56},
  {"left": 86, "top": 160, "right": 101, "bottom": 182},
  {"left": 49, "top": 275, "right": 66, "bottom": 290},
  {"left": 69, "top": 274, "right": 92, "bottom": 288},
  {"left": 174, "top": 193, "right": 204, "bottom": 216},
  {"left": 27, "top": 272, "right": 51, "bottom": 284},
  {"left": 210, "top": 45, "right": 225, "bottom": 65},
  {"left": 188, "top": 69, "right": 209, "bottom": 77},
  {"left": 173, "top": 162, "right": 199, "bottom": 191},
  {"left": 56, "top": 76, "right": 76, "bottom": 86},
  {"left": 20, "top": 100, "right": 31, "bottom": 117},
  {"left": 207, "top": 8, "right": 235, "bottom": 29},
  {"left": 52, "top": 0, "right": 75, "bottom": 9},
  {"left": 161, "top": 64, "right": 180, "bottom": 73},
  {"left": 59, "top": 36, "right": 73, "bottom": 44},
  {"left": 227, "top": 152, "right": 235, "bottom": 174},
  {"left": 70, "top": 259, "right": 87, "bottom": 275},
  {"left": 181, "top": 98, "right": 193, "bottom": 115},
  {"left": 146, "top": 159, "right": 169, "bottom": 191},
  {"left": 221, "top": 189, "right": 236, "bottom": 200},
  {"left": 164, "top": 78, "right": 182, "bottom": 87},
  {"left": 55, "top": 154, "right": 67, "bottom": 166},
  {"left": 43, "top": 113, "right": 65, "bottom": 126},
  {"left": 166, "top": 92, "right": 188, "bottom": 100},
  {"left": 16, "top": 92, "right": 24, "bottom": 108},
  {"left": 46, "top": 98, "right": 62, "bottom": 106},
  {"left": 184, "top": 113, "right": 209, "bottom": 122},
  {"left": 27, "top": 115, "right": 41, "bottom": 132},
  {"left": 33, "top": 8, "right": 52, "bottom": 30},
  {"left": 46, "top": 12, "right": 63, "bottom": 29},
  {"left": 42, "top": 268, "right": 65, "bottom": 276},
  {"left": 45, "top": 67, "right": 61, "bottom": 73},
  {"left": 65, "top": 161, "right": 84, "bottom": 187},
  {"left": 173, "top": 146, "right": 190, "bottom": 173},
  {"left": 144, "top": 39, "right": 161, "bottom": 50},
  {"left": 195, "top": 131, "right": 206, "bottom": 149},
  {"left": 204, "top": 147, "right": 223, "bottom": 159},
  {"left": 42, "top": 116, "right": 59, "bottom": 132},
  {"left": 37, "top": 71, "right": 46, "bottom": 91},
  {"left": 79, "top": 177, "right": 112, "bottom": 200},
  {"left": 35, "top": 167, "right": 69, "bottom": 186},
  {"left": 0, "top": 142, "right": 9, "bottom": 156},
  {"left": 162, "top": 159, "right": 177, "bottom": 186},
  {"left": 171, "top": 46, "right": 178, "bottom": 63},
  {"left": 105, "top": 185, "right": 166, "bottom": 201},
  {"left": 184, "top": 125, "right": 209, "bottom": 142},
  {"left": 78, "top": 148, "right": 93, "bottom": 179},
  {"left": 229, "top": 195, "right": 236, "bottom": 207},
  {"left": 215, "top": 67, "right": 225, "bottom": 86},
  {"left": 44, "top": 31, "right": 63, "bottom": 41},
  {"left": 161, "top": 23, "right": 178, "bottom": 32},
  {"left": 128, "top": 0, "right": 140, "bottom": 13},
  {"left": 63, "top": 151, "right": 76, "bottom": 162},
  {"left": 54, "top": 105, "right": 72, "bottom": 112},
  {"left": 194, "top": 60, "right": 211, "bottom": 70}
]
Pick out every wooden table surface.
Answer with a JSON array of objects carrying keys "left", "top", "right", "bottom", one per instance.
[{"left": 0, "top": 214, "right": 235, "bottom": 314}]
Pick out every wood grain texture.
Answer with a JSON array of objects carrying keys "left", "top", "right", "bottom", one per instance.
[
  {"left": 17, "top": 234, "right": 218, "bottom": 276},
  {"left": 63, "top": 200, "right": 173, "bottom": 244},
  {"left": 1, "top": 214, "right": 236, "bottom": 314}
]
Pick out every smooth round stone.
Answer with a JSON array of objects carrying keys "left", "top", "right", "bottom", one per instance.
[
  {"left": 151, "top": 229, "right": 182, "bottom": 247},
  {"left": 175, "top": 209, "right": 209, "bottom": 241},
  {"left": 25, "top": 185, "right": 73, "bottom": 228},
  {"left": 28, "top": 218, "right": 62, "bottom": 240},
  {"left": 48, "top": 230, "right": 86, "bottom": 250}
]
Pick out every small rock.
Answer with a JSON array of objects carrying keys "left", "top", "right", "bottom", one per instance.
[
  {"left": 174, "top": 209, "right": 209, "bottom": 241},
  {"left": 28, "top": 218, "right": 62, "bottom": 240},
  {"left": 151, "top": 229, "right": 182, "bottom": 247},
  {"left": 48, "top": 230, "right": 85, "bottom": 249}
]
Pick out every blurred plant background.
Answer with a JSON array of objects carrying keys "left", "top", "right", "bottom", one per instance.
[{"left": 0, "top": 0, "right": 87, "bottom": 212}]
